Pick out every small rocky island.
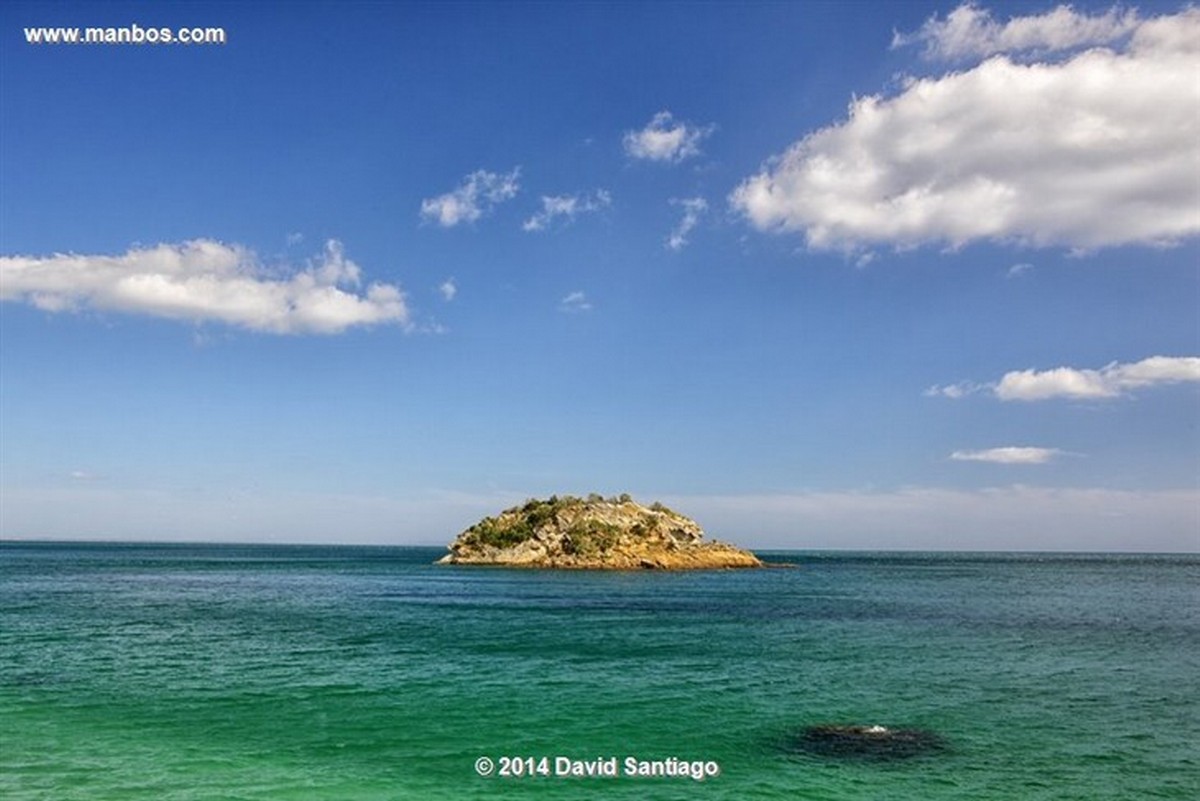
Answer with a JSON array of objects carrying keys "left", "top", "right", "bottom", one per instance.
[{"left": 437, "top": 494, "right": 762, "bottom": 570}]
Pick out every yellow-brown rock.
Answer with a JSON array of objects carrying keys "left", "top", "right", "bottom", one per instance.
[{"left": 437, "top": 494, "right": 761, "bottom": 570}]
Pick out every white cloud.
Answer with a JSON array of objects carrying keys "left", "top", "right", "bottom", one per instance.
[
  {"left": 667, "top": 486, "right": 1200, "bottom": 551},
  {"left": 420, "top": 168, "right": 521, "bottom": 227},
  {"left": 924, "top": 380, "right": 987, "bottom": 399},
  {"left": 7, "top": 482, "right": 1194, "bottom": 551},
  {"left": 928, "top": 356, "right": 1200, "bottom": 401},
  {"left": 950, "top": 446, "right": 1062, "bottom": 464},
  {"left": 1006, "top": 262, "right": 1033, "bottom": 278},
  {"left": 0, "top": 484, "right": 528, "bottom": 545},
  {"left": 996, "top": 356, "right": 1200, "bottom": 400},
  {"left": 623, "top": 111, "right": 714, "bottom": 163},
  {"left": 893, "top": 3, "right": 1141, "bottom": 60},
  {"left": 0, "top": 239, "right": 409, "bottom": 335},
  {"left": 666, "top": 197, "right": 708, "bottom": 251},
  {"left": 731, "top": 8, "right": 1200, "bottom": 252},
  {"left": 438, "top": 278, "right": 457, "bottom": 302},
  {"left": 522, "top": 189, "right": 611, "bottom": 232},
  {"left": 559, "top": 290, "right": 591, "bottom": 313}
]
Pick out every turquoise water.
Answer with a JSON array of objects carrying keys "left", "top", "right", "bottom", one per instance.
[{"left": 2, "top": 543, "right": 1197, "bottom": 800}]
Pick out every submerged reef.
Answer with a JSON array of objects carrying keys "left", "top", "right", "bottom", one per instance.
[{"left": 792, "top": 724, "right": 947, "bottom": 760}]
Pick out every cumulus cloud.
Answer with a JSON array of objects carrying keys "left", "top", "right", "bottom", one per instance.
[
  {"left": 893, "top": 2, "right": 1141, "bottom": 60},
  {"left": 438, "top": 278, "right": 457, "bottom": 302},
  {"left": 666, "top": 197, "right": 708, "bottom": 251},
  {"left": 927, "top": 356, "right": 1200, "bottom": 401},
  {"left": 523, "top": 189, "right": 611, "bottom": 232},
  {"left": 420, "top": 168, "right": 521, "bottom": 227},
  {"left": 0, "top": 239, "right": 409, "bottom": 335},
  {"left": 995, "top": 356, "right": 1200, "bottom": 400},
  {"left": 731, "top": 8, "right": 1200, "bottom": 252},
  {"left": 559, "top": 290, "right": 592, "bottom": 313},
  {"left": 950, "top": 446, "right": 1062, "bottom": 464},
  {"left": 623, "top": 111, "right": 714, "bottom": 163}
]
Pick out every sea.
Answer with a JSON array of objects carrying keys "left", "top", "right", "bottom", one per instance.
[{"left": 1, "top": 542, "right": 1197, "bottom": 800}]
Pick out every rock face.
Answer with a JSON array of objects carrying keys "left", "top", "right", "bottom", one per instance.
[{"left": 437, "top": 495, "right": 762, "bottom": 570}]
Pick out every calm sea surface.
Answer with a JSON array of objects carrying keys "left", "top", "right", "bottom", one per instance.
[{"left": 1, "top": 543, "right": 1197, "bottom": 800}]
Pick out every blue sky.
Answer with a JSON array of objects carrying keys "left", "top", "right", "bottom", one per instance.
[{"left": 2, "top": 1, "right": 1197, "bottom": 551}]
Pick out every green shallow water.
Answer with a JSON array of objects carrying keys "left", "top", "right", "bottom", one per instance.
[{"left": 2, "top": 543, "right": 1197, "bottom": 800}]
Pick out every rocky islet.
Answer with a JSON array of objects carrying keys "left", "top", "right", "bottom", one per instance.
[{"left": 437, "top": 494, "right": 762, "bottom": 570}]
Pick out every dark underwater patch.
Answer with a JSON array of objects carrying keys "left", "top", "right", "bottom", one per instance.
[{"left": 790, "top": 724, "right": 947, "bottom": 761}]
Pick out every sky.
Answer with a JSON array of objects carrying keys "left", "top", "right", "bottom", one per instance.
[{"left": 1, "top": 1, "right": 1197, "bottom": 551}]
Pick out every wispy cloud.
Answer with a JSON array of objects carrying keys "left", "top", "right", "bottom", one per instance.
[
  {"left": 438, "top": 278, "right": 457, "bottom": 302},
  {"left": 559, "top": 290, "right": 592, "bottom": 313},
  {"left": 665, "top": 486, "right": 1199, "bottom": 551},
  {"left": 950, "top": 446, "right": 1063, "bottom": 464},
  {"left": 1006, "top": 262, "right": 1033, "bottom": 279},
  {"left": 893, "top": 3, "right": 1141, "bottom": 61},
  {"left": 927, "top": 356, "right": 1200, "bottom": 401},
  {"left": 0, "top": 239, "right": 409, "bottom": 335},
  {"left": 0, "top": 485, "right": 531, "bottom": 545},
  {"left": 420, "top": 168, "right": 521, "bottom": 227},
  {"left": 523, "top": 189, "right": 611, "bottom": 232},
  {"left": 731, "top": 8, "right": 1200, "bottom": 252},
  {"left": 924, "top": 381, "right": 987, "bottom": 399},
  {"left": 623, "top": 111, "right": 714, "bottom": 163},
  {"left": 666, "top": 197, "right": 708, "bottom": 251},
  {"left": 4, "top": 482, "right": 1194, "bottom": 552}
]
